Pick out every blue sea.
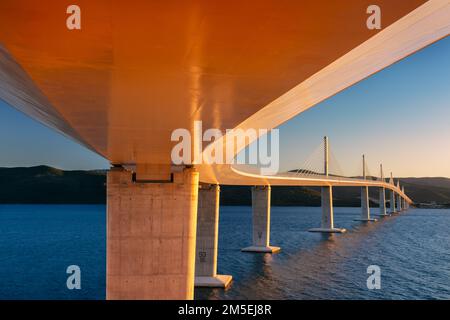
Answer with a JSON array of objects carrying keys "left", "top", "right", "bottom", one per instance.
[{"left": 0, "top": 205, "right": 449, "bottom": 300}]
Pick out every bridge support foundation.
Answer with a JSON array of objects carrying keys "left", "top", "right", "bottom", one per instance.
[
  {"left": 309, "top": 186, "right": 346, "bottom": 233},
  {"left": 106, "top": 166, "right": 199, "bottom": 300},
  {"left": 242, "top": 186, "right": 280, "bottom": 253},
  {"left": 390, "top": 191, "right": 397, "bottom": 214},
  {"left": 355, "top": 186, "right": 377, "bottom": 222},
  {"left": 194, "top": 184, "right": 232, "bottom": 288},
  {"left": 397, "top": 194, "right": 402, "bottom": 212},
  {"left": 379, "top": 187, "right": 389, "bottom": 217}
]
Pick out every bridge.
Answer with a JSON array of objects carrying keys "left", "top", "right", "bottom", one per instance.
[{"left": 0, "top": 0, "right": 449, "bottom": 299}]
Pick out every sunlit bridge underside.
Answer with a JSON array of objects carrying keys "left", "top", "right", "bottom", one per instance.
[{"left": 0, "top": 0, "right": 447, "bottom": 195}]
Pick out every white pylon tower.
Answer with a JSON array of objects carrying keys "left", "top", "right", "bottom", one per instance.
[{"left": 397, "top": 180, "right": 402, "bottom": 212}]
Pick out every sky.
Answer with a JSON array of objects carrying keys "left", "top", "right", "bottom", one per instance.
[
  {"left": 277, "top": 36, "right": 450, "bottom": 178},
  {"left": 0, "top": 37, "right": 449, "bottom": 177}
]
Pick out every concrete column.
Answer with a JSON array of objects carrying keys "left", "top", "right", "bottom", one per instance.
[
  {"left": 194, "top": 184, "right": 232, "bottom": 288},
  {"left": 378, "top": 164, "right": 388, "bottom": 217},
  {"left": 361, "top": 186, "right": 370, "bottom": 220},
  {"left": 397, "top": 194, "right": 402, "bottom": 212},
  {"left": 309, "top": 186, "right": 346, "bottom": 233},
  {"left": 379, "top": 187, "right": 388, "bottom": 216},
  {"left": 389, "top": 173, "right": 397, "bottom": 214},
  {"left": 309, "top": 137, "right": 345, "bottom": 233},
  {"left": 401, "top": 186, "right": 407, "bottom": 210},
  {"left": 106, "top": 166, "right": 199, "bottom": 300},
  {"left": 242, "top": 186, "right": 280, "bottom": 253},
  {"left": 390, "top": 190, "right": 397, "bottom": 214},
  {"left": 355, "top": 186, "right": 377, "bottom": 221},
  {"left": 354, "top": 155, "right": 376, "bottom": 222},
  {"left": 321, "top": 186, "right": 335, "bottom": 229}
]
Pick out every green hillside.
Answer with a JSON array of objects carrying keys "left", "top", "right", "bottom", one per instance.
[
  {"left": 0, "top": 166, "right": 449, "bottom": 206},
  {"left": 0, "top": 166, "right": 106, "bottom": 204}
]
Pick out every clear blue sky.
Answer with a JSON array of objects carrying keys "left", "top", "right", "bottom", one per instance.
[
  {"left": 0, "top": 37, "right": 449, "bottom": 176},
  {"left": 0, "top": 105, "right": 109, "bottom": 170}
]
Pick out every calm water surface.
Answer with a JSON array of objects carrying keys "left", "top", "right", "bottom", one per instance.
[{"left": 0, "top": 205, "right": 449, "bottom": 300}]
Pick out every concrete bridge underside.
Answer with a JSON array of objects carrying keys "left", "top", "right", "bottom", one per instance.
[{"left": 1, "top": 0, "right": 449, "bottom": 299}]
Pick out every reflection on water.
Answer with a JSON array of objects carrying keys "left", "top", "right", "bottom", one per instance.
[{"left": 0, "top": 205, "right": 449, "bottom": 299}]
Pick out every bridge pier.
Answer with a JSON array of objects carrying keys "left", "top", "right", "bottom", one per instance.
[
  {"left": 106, "top": 165, "right": 199, "bottom": 300},
  {"left": 379, "top": 187, "right": 388, "bottom": 216},
  {"left": 309, "top": 186, "right": 346, "bottom": 233},
  {"left": 308, "top": 137, "right": 345, "bottom": 233},
  {"left": 401, "top": 187, "right": 408, "bottom": 211},
  {"left": 195, "top": 184, "right": 232, "bottom": 288},
  {"left": 405, "top": 199, "right": 409, "bottom": 210},
  {"left": 242, "top": 186, "right": 280, "bottom": 253},
  {"left": 396, "top": 182, "right": 403, "bottom": 212},
  {"left": 355, "top": 186, "right": 377, "bottom": 222}
]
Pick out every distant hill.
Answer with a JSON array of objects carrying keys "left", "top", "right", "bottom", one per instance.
[
  {"left": 0, "top": 166, "right": 106, "bottom": 204},
  {"left": 395, "top": 177, "right": 450, "bottom": 204},
  {"left": 1, "top": 166, "right": 449, "bottom": 206}
]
